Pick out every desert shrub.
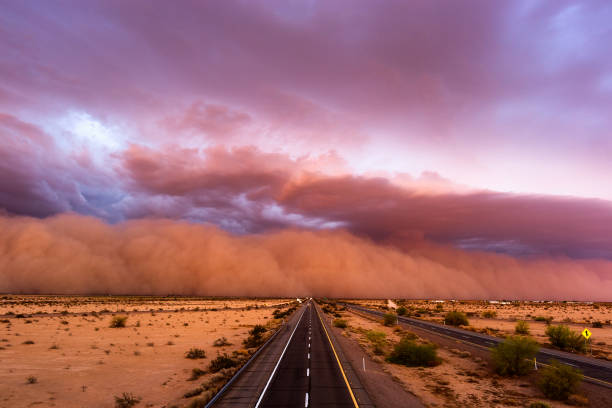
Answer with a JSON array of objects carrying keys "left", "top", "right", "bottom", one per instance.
[
  {"left": 396, "top": 306, "right": 408, "bottom": 316},
  {"left": 444, "top": 311, "right": 469, "bottom": 326},
  {"left": 213, "top": 337, "right": 231, "bottom": 347},
  {"left": 491, "top": 336, "right": 539, "bottom": 376},
  {"left": 185, "top": 348, "right": 206, "bottom": 359},
  {"left": 188, "top": 368, "right": 206, "bottom": 381},
  {"left": 545, "top": 325, "right": 586, "bottom": 353},
  {"left": 208, "top": 354, "right": 238, "bottom": 372},
  {"left": 383, "top": 313, "right": 397, "bottom": 326},
  {"left": 386, "top": 337, "right": 439, "bottom": 367},
  {"left": 243, "top": 325, "right": 267, "bottom": 348},
  {"left": 515, "top": 320, "right": 530, "bottom": 335},
  {"left": 110, "top": 315, "right": 128, "bottom": 328},
  {"left": 333, "top": 319, "right": 348, "bottom": 328},
  {"left": 26, "top": 376, "right": 37, "bottom": 384},
  {"left": 592, "top": 321, "right": 603, "bottom": 328},
  {"left": 183, "top": 387, "right": 203, "bottom": 398},
  {"left": 187, "top": 397, "right": 209, "bottom": 408},
  {"left": 272, "top": 306, "right": 296, "bottom": 319},
  {"left": 435, "top": 304, "right": 444, "bottom": 311},
  {"left": 534, "top": 316, "right": 553, "bottom": 325},
  {"left": 114, "top": 392, "right": 141, "bottom": 408},
  {"left": 537, "top": 360, "right": 582, "bottom": 400},
  {"left": 528, "top": 403, "right": 550, "bottom": 408},
  {"left": 366, "top": 330, "right": 386, "bottom": 344},
  {"left": 482, "top": 310, "right": 497, "bottom": 318}
]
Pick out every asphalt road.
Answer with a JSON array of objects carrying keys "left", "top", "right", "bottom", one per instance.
[
  {"left": 257, "top": 301, "right": 356, "bottom": 407},
  {"left": 346, "top": 304, "right": 612, "bottom": 389}
]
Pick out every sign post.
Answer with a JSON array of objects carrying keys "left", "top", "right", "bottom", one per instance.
[{"left": 582, "top": 328, "right": 592, "bottom": 355}]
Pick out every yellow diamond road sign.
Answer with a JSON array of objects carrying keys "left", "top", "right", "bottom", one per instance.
[{"left": 582, "top": 328, "right": 591, "bottom": 340}]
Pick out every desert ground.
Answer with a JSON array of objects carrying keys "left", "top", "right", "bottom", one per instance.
[
  {"left": 348, "top": 299, "right": 612, "bottom": 361},
  {"left": 322, "top": 299, "right": 612, "bottom": 407},
  {"left": 0, "top": 295, "right": 294, "bottom": 408}
]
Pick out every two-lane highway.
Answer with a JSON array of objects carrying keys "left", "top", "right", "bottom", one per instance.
[{"left": 257, "top": 301, "right": 357, "bottom": 407}]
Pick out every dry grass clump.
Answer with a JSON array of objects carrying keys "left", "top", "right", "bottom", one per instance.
[
  {"left": 185, "top": 348, "right": 206, "bottom": 359},
  {"left": 213, "top": 337, "right": 231, "bottom": 347},
  {"left": 114, "top": 392, "right": 141, "bottom": 407},
  {"left": 110, "top": 315, "right": 128, "bottom": 328},
  {"left": 333, "top": 318, "right": 348, "bottom": 328}
]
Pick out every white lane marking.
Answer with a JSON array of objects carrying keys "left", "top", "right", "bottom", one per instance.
[
  {"left": 305, "top": 392, "right": 309, "bottom": 407},
  {"left": 255, "top": 307, "right": 306, "bottom": 408},
  {"left": 308, "top": 353, "right": 310, "bottom": 359},
  {"left": 307, "top": 368, "right": 310, "bottom": 376},
  {"left": 308, "top": 343, "right": 310, "bottom": 348}
]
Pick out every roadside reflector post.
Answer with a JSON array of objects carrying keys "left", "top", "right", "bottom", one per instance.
[
  {"left": 534, "top": 358, "right": 537, "bottom": 370},
  {"left": 363, "top": 356, "right": 366, "bottom": 372}
]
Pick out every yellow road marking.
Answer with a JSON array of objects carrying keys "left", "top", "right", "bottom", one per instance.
[{"left": 315, "top": 305, "right": 360, "bottom": 408}]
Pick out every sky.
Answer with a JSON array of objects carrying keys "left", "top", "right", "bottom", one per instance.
[{"left": 1, "top": 0, "right": 612, "bottom": 298}]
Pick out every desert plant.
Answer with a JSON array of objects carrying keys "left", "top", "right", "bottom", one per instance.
[
  {"left": 188, "top": 368, "right": 206, "bottom": 381},
  {"left": 208, "top": 354, "right": 238, "bottom": 372},
  {"left": 213, "top": 337, "right": 231, "bottom": 347},
  {"left": 366, "top": 330, "right": 386, "bottom": 344},
  {"left": 537, "top": 359, "right": 582, "bottom": 400},
  {"left": 26, "top": 376, "right": 37, "bottom": 384},
  {"left": 110, "top": 315, "right": 128, "bottom": 328},
  {"left": 396, "top": 306, "right": 408, "bottom": 316},
  {"left": 114, "top": 392, "right": 141, "bottom": 408},
  {"left": 243, "top": 325, "right": 267, "bottom": 348},
  {"left": 482, "top": 310, "right": 497, "bottom": 318},
  {"left": 515, "top": 320, "right": 530, "bottom": 335},
  {"left": 534, "top": 316, "right": 553, "bottom": 325},
  {"left": 187, "top": 397, "right": 209, "bottom": 408},
  {"left": 545, "top": 325, "right": 586, "bottom": 353},
  {"left": 491, "top": 335, "right": 539, "bottom": 376},
  {"left": 386, "top": 337, "right": 439, "bottom": 367},
  {"left": 185, "top": 348, "right": 206, "bottom": 359},
  {"left": 383, "top": 313, "right": 397, "bottom": 326},
  {"left": 528, "top": 403, "right": 550, "bottom": 408},
  {"left": 333, "top": 318, "right": 348, "bottom": 328},
  {"left": 444, "top": 311, "right": 469, "bottom": 326},
  {"left": 592, "top": 321, "right": 603, "bottom": 328}
]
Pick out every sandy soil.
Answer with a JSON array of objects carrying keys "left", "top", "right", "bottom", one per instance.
[
  {"left": 0, "top": 296, "right": 292, "bottom": 408},
  {"left": 337, "top": 307, "right": 586, "bottom": 408},
  {"left": 346, "top": 299, "right": 612, "bottom": 360},
  {"left": 0, "top": 295, "right": 289, "bottom": 315}
]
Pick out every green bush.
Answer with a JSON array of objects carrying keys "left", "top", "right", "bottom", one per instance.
[
  {"left": 482, "top": 310, "right": 497, "bottom": 318},
  {"left": 491, "top": 335, "right": 539, "bottom": 376},
  {"left": 515, "top": 320, "right": 530, "bottom": 335},
  {"left": 386, "top": 337, "right": 439, "bottom": 367},
  {"left": 444, "top": 311, "right": 469, "bottom": 326},
  {"left": 333, "top": 318, "right": 347, "bottom": 329},
  {"left": 383, "top": 313, "right": 397, "bottom": 326},
  {"left": 396, "top": 306, "right": 408, "bottom": 316},
  {"left": 109, "top": 315, "right": 128, "bottom": 328},
  {"left": 537, "top": 359, "right": 583, "bottom": 400},
  {"left": 545, "top": 325, "right": 586, "bottom": 353},
  {"left": 208, "top": 354, "right": 239, "bottom": 373}
]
